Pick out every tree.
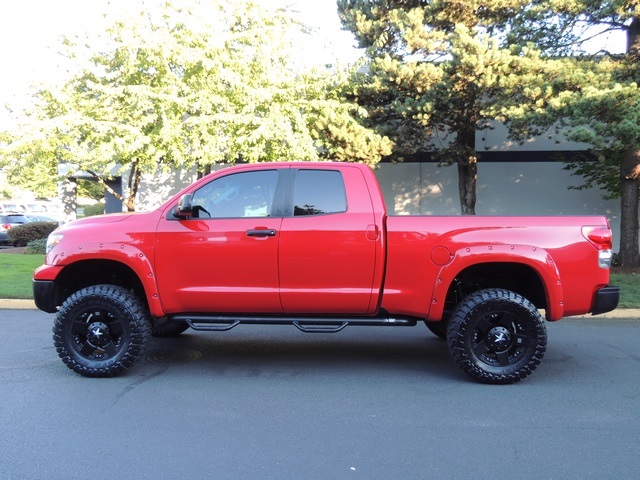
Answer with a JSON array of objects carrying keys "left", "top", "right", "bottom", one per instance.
[
  {"left": 503, "top": 1, "right": 640, "bottom": 266},
  {"left": 0, "top": 0, "right": 390, "bottom": 211},
  {"left": 338, "top": 0, "right": 541, "bottom": 214}
]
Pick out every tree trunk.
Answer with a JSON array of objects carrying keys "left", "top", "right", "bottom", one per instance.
[
  {"left": 457, "top": 155, "right": 477, "bottom": 215},
  {"left": 618, "top": 20, "right": 640, "bottom": 267},
  {"left": 619, "top": 148, "right": 640, "bottom": 267},
  {"left": 196, "top": 162, "right": 212, "bottom": 180},
  {"left": 456, "top": 126, "right": 477, "bottom": 215},
  {"left": 627, "top": 17, "right": 640, "bottom": 56},
  {"left": 125, "top": 160, "right": 141, "bottom": 212},
  {"left": 86, "top": 170, "right": 128, "bottom": 211}
]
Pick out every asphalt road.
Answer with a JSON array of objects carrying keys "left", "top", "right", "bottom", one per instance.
[{"left": 1, "top": 309, "right": 638, "bottom": 480}]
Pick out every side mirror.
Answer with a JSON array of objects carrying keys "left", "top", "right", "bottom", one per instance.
[{"left": 173, "top": 194, "right": 194, "bottom": 219}]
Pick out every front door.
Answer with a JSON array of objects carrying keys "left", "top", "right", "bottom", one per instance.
[{"left": 155, "top": 169, "right": 283, "bottom": 314}]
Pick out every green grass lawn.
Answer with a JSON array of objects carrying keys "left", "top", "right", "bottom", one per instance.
[
  {"left": 0, "top": 253, "right": 638, "bottom": 308},
  {"left": 0, "top": 253, "right": 45, "bottom": 299},
  {"left": 610, "top": 272, "right": 640, "bottom": 309}
]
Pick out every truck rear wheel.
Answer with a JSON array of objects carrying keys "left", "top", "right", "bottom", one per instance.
[
  {"left": 53, "top": 285, "right": 151, "bottom": 377},
  {"left": 447, "top": 288, "right": 547, "bottom": 384}
]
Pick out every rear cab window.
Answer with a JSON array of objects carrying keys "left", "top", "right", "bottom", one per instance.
[{"left": 292, "top": 170, "right": 347, "bottom": 216}]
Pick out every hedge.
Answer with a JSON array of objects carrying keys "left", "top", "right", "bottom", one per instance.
[
  {"left": 7, "top": 221, "right": 58, "bottom": 247},
  {"left": 82, "top": 203, "right": 105, "bottom": 217}
]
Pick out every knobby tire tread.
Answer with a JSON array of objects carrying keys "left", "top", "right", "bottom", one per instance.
[
  {"left": 53, "top": 284, "right": 151, "bottom": 377},
  {"left": 447, "top": 288, "right": 547, "bottom": 384}
]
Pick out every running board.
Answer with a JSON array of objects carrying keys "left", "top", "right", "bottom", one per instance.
[{"left": 169, "top": 314, "right": 417, "bottom": 333}]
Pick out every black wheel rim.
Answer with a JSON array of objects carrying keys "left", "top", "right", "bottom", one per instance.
[
  {"left": 70, "top": 308, "right": 126, "bottom": 360},
  {"left": 470, "top": 311, "right": 529, "bottom": 367}
]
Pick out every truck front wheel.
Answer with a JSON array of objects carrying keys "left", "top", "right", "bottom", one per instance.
[
  {"left": 53, "top": 285, "right": 151, "bottom": 377},
  {"left": 447, "top": 288, "right": 547, "bottom": 384}
]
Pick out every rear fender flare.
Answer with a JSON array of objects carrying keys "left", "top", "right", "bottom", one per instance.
[{"left": 428, "top": 244, "right": 564, "bottom": 321}]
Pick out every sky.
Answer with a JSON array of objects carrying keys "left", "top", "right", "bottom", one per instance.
[{"left": 0, "top": 0, "right": 363, "bottom": 129}]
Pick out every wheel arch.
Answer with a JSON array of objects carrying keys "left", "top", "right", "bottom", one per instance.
[
  {"left": 428, "top": 245, "right": 564, "bottom": 322},
  {"left": 51, "top": 258, "right": 163, "bottom": 317}
]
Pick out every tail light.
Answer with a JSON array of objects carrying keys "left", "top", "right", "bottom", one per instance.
[
  {"left": 582, "top": 226, "right": 612, "bottom": 250},
  {"left": 1, "top": 223, "right": 12, "bottom": 230},
  {"left": 582, "top": 225, "right": 613, "bottom": 268}
]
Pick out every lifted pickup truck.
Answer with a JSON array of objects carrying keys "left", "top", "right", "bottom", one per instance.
[{"left": 33, "top": 162, "right": 620, "bottom": 383}]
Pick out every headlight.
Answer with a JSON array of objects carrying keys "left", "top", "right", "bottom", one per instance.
[{"left": 46, "top": 233, "right": 64, "bottom": 253}]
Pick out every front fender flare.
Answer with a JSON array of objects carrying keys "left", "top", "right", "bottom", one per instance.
[
  {"left": 47, "top": 242, "right": 164, "bottom": 318},
  {"left": 427, "top": 244, "right": 564, "bottom": 321}
]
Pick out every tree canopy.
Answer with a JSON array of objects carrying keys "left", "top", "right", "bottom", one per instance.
[
  {"left": 339, "top": 0, "right": 640, "bottom": 265},
  {"left": 0, "top": 0, "right": 391, "bottom": 211},
  {"left": 502, "top": 1, "right": 640, "bottom": 266},
  {"left": 338, "top": 0, "right": 543, "bottom": 215}
]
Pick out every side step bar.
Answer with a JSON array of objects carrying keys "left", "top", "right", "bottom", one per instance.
[{"left": 169, "top": 314, "right": 418, "bottom": 333}]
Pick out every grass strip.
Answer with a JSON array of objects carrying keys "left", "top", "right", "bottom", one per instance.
[
  {"left": 610, "top": 272, "right": 640, "bottom": 309},
  {"left": 0, "top": 254, "right": 45, "bottom": 299}
]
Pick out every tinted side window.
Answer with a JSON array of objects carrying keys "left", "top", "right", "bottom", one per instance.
[
  {"left": 192, "top": 170, "right": 278, "bottom": 218},
  {"left": 293, "top": 170, "right": 347, "bottom": 216}
]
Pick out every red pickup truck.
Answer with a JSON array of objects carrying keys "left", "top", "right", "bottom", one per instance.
[{"left": 33, "top": 162, "right": 620, "bottom": 383}]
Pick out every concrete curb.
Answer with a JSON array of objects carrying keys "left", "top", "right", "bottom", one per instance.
[
  {"left": 0, "top": 299, "right": 36, "bottom": 310},
  {"left": 0, "top": 298, "right": 637, "bottom": 318}
]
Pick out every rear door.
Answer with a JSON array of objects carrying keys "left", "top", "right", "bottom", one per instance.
[{"left": 278, "top": 166, "right": 379, "bottom": 314}]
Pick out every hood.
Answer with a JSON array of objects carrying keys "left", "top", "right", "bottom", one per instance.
[{"left": 56, "top": 213, "right": 135, "bottom": 232}]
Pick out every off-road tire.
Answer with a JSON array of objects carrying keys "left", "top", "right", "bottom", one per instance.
[
  {"left": 151, "top": 318, "right": 189, "bottom": 337},
  {"left": 447, "top": 288, "right": 547, "bottom": 384},
  {"left": 53, "top": 284, "right": 151, "bottom": 377}
]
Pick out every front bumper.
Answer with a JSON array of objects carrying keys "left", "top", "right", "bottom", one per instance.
[
  {"left": 591, "top": 285, "right": 621, "bottom": 315},
  {"left": 33, "top": 280, "right": 59, "bottom": 313}
]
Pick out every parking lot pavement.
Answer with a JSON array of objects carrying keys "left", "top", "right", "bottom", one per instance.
[{"left": 1, "top": 309, "right": 639, "bottom": 480}]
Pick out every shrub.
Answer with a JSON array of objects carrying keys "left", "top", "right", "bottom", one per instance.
[
  {"left": 26, "top": 238, "right": 47, "bottom": 255},
  {"left": 7, "top": 221, "right": 58, "bottom": 247},
  {"left": 82, "top": 203, "right": 105, "bottom": 217},
  {"left": 612, "top": 252, "right": 620, "bottom": 267}
]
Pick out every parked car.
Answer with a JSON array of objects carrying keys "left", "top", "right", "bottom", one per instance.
[
  {"left": 25, "top": 214, "right": 59, "bottom": 225},
  {"left": 0, "top": 214, "right": 30, "bottom": 245},
  {"left": 1, "top": 200, "right": 64, "bottom": 221},
  {"left": 23, "top": 202, "right": 64, "bottom": 222},
  {"left": 0, "top": 224, "right": 8, "bottom": 245}
]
